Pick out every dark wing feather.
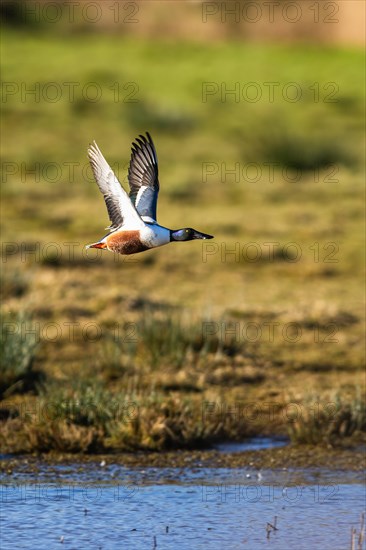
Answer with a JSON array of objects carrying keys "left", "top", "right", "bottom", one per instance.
[{"left": 128, "top": 132, "right": 159, "bottom": 222}]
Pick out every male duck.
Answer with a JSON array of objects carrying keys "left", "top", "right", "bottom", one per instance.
[{"left": 86, "top": 132, "right": 213, "bottom": 255}]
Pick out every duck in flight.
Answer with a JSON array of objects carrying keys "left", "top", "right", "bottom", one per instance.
[{"left": 86, "top": 132, "right": 213, "bottom": 255}]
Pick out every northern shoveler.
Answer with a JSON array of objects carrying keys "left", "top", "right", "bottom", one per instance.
[{"left": 86, "top": 132, "right": 213, "bottom": 255}]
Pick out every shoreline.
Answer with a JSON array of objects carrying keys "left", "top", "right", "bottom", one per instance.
[{"left": 1, "top": 444, "right": 365, "bottom": 476}]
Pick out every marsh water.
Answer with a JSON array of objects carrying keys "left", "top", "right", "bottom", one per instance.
[{"left": 1, "top": 440, "right": 364, "bottom": 550}]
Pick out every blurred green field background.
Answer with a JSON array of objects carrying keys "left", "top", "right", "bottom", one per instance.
[{"left": 1, "top": 21, "right": 365, "bottom": 452}]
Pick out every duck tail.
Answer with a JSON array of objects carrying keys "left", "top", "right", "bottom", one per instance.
[{"left": 85, "top": 241, "right": 107, "bottom": 250}]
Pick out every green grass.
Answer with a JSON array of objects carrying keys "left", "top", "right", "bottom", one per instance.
[
  {"left": 0, "top": 267, "right": 30, "bottom": 298},
  {"left": 288, "top": 392, "right": 366, "bottom": 445},
  {"left": 2, "top": 376, "right": 259, "bottom": 453},
  {"left": 0, "top": 28, "right": 365, "bottom": 454},
  {"left": 0, "top": 311, "right": 39, "bottom": 397}
]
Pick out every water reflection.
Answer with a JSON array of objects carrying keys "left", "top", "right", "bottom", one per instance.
[{"left": 213, "top": 436, "right": 290, "bottom": 453}]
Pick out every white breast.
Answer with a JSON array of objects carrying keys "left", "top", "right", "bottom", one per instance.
[{"left": 140, "top": 224, "right": 170, "bottom": 249}]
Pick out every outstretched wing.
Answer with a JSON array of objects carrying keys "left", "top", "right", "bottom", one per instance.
[
  {"left": 128, "top": 132, "right": 159, "bottom": 223},
  {"left": 88, "top": 141, "right": 144, "bottom": 231}
]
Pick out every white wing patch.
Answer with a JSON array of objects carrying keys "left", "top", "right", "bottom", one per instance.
[
  {"left": 135, "top": 185, "right": 149, "bottom": 208},
  {"left": 88, "top": 142, "right": 145, "bottom": 231},
  {"left": 141, "top": 216, "right": 156, "bottom": 224}
]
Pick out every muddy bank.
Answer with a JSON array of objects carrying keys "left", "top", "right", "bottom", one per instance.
[{"left": 1, "top": 444, "right": 365, "bottom": 477}]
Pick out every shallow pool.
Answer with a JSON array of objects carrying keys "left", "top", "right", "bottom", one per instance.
[{"left": 1, "top": 461, "right": 364, "bottom": 550}]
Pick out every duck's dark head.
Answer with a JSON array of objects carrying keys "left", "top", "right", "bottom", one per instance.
[{"left": 170, "top": 228, "right": 214, "bottom": 241}]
